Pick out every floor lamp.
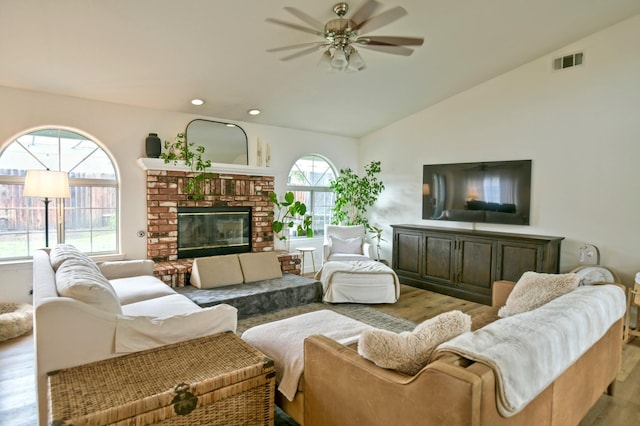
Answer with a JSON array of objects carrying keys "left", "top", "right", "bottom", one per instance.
[{"left": 23, "top": 169, "right": 71, "bottom": 247}]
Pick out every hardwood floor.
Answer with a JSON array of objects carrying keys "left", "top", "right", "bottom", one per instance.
[
  {"left": 0, "top": 329, "right": 37, "bottom": 426},
  {"left": 1, "top": 284, "right": 638, "bottom": 425}
]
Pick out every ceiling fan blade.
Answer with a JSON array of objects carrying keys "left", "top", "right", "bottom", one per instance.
[
  {"left": 358, "top": 36, "right": 424, "bottom": 47},
  {"left": 267, "top": 42, "right": 326, "bottom": 53},
  {"left": 350, "top": 0, "right": 382, "bottom": 27},
  {"left": 280, "top": 46, "right": 323, "bottom": 61},
  {"left": 357, "top": 44, "right": 414, "bottom": 56},
  {"left": 355, "top": 6, "right": 407, "bottom": 35},
  {"left": 284, "top": 6, "right": 325, "bottom": 32},
  {"left": 265, "top": 18, "right": 323, "bottom": 36}
]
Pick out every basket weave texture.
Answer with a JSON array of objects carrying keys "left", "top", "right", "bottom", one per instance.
[{"left": 48, "top": 332, "right": 275, "bottom": 425}]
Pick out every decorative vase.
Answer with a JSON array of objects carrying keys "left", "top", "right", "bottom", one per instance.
[{"left": 145, "top": 133, "right": 161, "bottom": 158}]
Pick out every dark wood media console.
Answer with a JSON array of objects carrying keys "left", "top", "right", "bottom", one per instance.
[{"left": 391, "top": 225, "right": 563, "bottom": 305}]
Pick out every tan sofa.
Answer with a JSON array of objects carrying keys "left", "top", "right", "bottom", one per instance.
[{"left": 297, "top": 280, "right": 625, "bottom": 426}]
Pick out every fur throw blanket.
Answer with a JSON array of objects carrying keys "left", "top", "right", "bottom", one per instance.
[{"left": 0, "top": 303, "right": 33, "bottom": 342}]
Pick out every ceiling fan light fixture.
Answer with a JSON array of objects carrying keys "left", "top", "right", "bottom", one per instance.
[
  {"left": 266, "top": 2, "right": 424, "bottom": 72},
  {"left": 331, "top": 47, "right": 348, "bottom": 69},
  {"left": 347, "top": 48, "right": 365, "bottom": 71},
  {"left": 318, "top": 49, "right": 333, "bottom": 69}
]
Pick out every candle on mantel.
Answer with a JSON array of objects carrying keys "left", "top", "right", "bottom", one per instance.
[
  {"left": 266, "top": 143, "right": 271, "bottom": 167},
  {"left": 257, "top": 138, "right": 262, "bottom": 166}
]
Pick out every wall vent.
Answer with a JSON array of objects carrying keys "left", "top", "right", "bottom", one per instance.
[{"left": 553, "top": 52, "right": 584, "bottom": 70}]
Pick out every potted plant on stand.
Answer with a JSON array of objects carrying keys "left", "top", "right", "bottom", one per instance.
[
  {"left": 269, "top": 191, "right": 313, "bottom": 252},
  {"left": 160, "top": 132, "right": 212, "bottom": 201}
]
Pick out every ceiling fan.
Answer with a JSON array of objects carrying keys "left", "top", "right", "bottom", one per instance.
[{"left": 266, "top": 1, "right": 424, "bottom": 72}]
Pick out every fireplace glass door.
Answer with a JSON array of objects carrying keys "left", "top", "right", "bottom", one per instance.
[{"left": 177, "top": 207, "right": 251, "bottom": 258}]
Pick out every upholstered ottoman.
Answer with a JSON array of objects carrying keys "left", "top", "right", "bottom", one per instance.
[
  {"left": 315, "top": 260, "right": 400, "bottom": 304},
  {"left": 241, "top": 310, "right": 373, "bottom": 424}
]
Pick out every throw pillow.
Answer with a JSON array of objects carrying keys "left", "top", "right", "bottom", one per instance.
[
  {"left": 238, "top": 252, "right": 283, "bottom": 283},
  {"left": 358, "top": 310, "right": 471, "bottom": 375},
  {"left": 330, "top": 236, "right": 362, "bottom": 255},
  {"left": 50, "top": 243, "right": 98, "bottom": 271},
  {"left": 498, "top": 271, "right": 580, "bottom": 318},
  {"left": 55, "top": 259, "right": 122, "bottom": 314},
  {"left": 190, "top": 255, "right": 244, "bottom": 288}
]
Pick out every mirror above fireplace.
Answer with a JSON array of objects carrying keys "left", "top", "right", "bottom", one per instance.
[{"left": 186, "top": 119, "right": 248, "bottom": 165}]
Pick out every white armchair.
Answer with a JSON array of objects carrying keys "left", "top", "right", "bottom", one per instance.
[{"left": 323, "top": 224, "right": 374, "bottom": 263}]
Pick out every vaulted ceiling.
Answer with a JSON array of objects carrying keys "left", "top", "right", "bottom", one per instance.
[{"left": 2, "top": 1, "right": 639, "bottom": 138}]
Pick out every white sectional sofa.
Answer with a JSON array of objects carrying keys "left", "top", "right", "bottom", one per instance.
[{"left": 32, "top": 244, "right": 237, "bottom": 426}]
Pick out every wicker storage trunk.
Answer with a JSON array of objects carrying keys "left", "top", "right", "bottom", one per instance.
[{"left": 48, "top": 332, "right": 275, "bottom": 425}]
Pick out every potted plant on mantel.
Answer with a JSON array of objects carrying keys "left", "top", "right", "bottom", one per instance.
[
  {"left": 160, "top": 132, "right": 211, "bottom": 200},
  {"left": 269, "top": 191, "right": 313, "bottom": 252}
]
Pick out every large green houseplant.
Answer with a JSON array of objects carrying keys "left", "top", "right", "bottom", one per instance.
[
  {"left": 329, "top": 160, "right": 385, "bottom": 229},
  {"left": 160, "top": 132, "right": 212, "bottom": 200},
  {"left": 269, "top": 191, "right": 313, "bottom": 249}
]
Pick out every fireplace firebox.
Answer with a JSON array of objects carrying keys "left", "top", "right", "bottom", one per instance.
[{"left": 177, "top": 206, "right": 252, "bottom": 259}]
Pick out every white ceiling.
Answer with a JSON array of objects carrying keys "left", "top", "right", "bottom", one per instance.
[{"left": 2, "top": 1, "right": 639, "bottom": 138}]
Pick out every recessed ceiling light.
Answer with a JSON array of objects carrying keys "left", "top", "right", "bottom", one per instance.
[
  {"left": 226, "top": 123, "right": 236, "bottom": 127},
  {"left": 248, "top": 109, "right": 261, "bottom": 116},
  {"left": 191, "top": 98, "right": 204, "bottom": 106}
]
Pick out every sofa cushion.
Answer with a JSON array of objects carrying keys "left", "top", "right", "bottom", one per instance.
[
  {"left": 358, "top": 310, "right": 471, "bottom": 375},
  {"left": 55, "top": 259, "right": 122, "bottom": 314},
  {"left": 238, "top": 252, "right": 283, "bottom": 283},
  {"left": 498, "top": 271, "right": 580, "bottom": 318},
  {"left": 98, "top": 260, "right": 155, "bottom": 280},
  {"left": 120, "top": 294, "right": 200, "bottom": 317},
  {"left": 109, "top": 275, "right": 176, "bottom": 305},
  {"left": 190, "top": 254, "right": 244, "bottom": 288},
  {"left": 330, "top": 236, "right": 362, "bottom": 255},
  {"left": 50, "top": 244, "right": 98, "bottom": 271}
]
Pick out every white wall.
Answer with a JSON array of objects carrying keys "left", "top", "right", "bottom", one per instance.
[
  {"left": 0, "top": 88, "right": 357, "bottom": 302},
  {"left": 360, "top": 15, "right": 640, "bottom": 286}
]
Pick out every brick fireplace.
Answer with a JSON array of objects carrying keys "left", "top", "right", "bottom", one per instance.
[
  {"left": 145, "top": 169, "right": 274, "bottom": 262},
  {"left": 140, "top": 162, "right": 302, "bottom": 285}
]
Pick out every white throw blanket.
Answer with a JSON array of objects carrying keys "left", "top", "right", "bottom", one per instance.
[
  {"left": 241, "top": 310, "right": 373, "bottom": 401},
  {"left": 316, "top": 260, "right": 400, "bottom": 298},
  {"left": 115, "top": 304, "right": 238, "bottom": 353},
  {"left": 435, "top": 285, "right": 625, "bottom": 417}
]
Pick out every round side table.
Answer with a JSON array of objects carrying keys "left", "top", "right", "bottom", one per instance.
[{"left": 296, "top": 247, "right": 316, "bottom": 275}]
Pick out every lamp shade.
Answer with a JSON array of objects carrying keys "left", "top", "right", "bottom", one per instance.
[{"left": 24, "top": 169, "right": 70, "bottom": 198}]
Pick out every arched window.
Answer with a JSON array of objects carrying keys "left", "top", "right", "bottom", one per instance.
[
  {"left": 287, "top": 154, "right": 336, "bottom": 237},
  {"left": 0, "top": 128, "right": 118, "bottom": 259}
]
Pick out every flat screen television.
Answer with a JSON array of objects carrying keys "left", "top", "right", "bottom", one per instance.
[{"left": 422, "top": 160, "right": 532, "bottom": 225}]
